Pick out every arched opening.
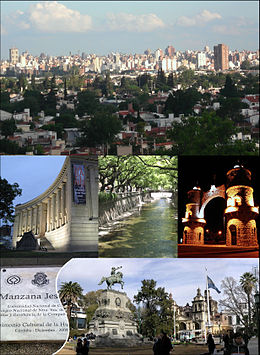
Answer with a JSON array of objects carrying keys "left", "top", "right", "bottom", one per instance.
[
  {"left": 204, "top": 197, "right": 226, "bottom": 244},
  {"left": 179, "top": 322, "right": 187, "bottom": 330},
  {"left": 229, "top": 225, "right": 237, "bottom": 245},
  {"left": 195, "top": 322, "right": 200, "bottom": 330}
]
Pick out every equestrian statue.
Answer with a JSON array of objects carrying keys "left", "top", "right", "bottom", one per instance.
[{"left": 98, "top": 266, "right": 124, "bottom": 290}]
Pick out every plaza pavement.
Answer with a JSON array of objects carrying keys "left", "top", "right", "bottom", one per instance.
[{"left": 57, "top": 337, "right": 258, "bottom": 355}]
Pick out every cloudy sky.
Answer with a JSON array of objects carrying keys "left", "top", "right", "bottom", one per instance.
[
  {"left": 1, "top": 156, "right": 66, "bottom": 206},
  {"left": 57, "top": 258, "right": 259, "bottom": 307},
  {"left": 1, "top": 1, "right": 258, "bottom": 59}
]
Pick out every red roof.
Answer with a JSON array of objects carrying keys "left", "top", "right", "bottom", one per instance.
[{"left": 244, "top": 95, "right": 259, "bottom": 103}]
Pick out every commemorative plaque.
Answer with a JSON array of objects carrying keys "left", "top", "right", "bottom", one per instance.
[{"left": 0, "top": 267, "right": 69, "bottom": 341}]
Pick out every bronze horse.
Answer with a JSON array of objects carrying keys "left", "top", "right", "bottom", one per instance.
[{"left": 98, "top": 272, "right": 124, "bottom": 289}]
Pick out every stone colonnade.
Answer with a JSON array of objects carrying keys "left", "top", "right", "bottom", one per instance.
[
  {"left": 12, "top": 156, "right": 99, "bottom": 252},
  {"left": 13, "top": 182, "right": 67, "bottom": 242}
]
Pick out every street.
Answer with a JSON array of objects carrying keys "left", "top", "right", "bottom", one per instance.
[{"left": 178, "top": 245, "right": 259, "bottom": 258}]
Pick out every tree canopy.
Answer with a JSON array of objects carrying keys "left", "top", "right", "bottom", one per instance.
[
  {"left": 134, "top": 279, "right": 174, "bottom": 338},
  {"left": 98, "top": 155, "right": 177, "bottom": 194},
  {"left": 59, "top": 281, "right": 84, "bottom": 323},
  {"left": 77, "top": 112, "right": 122, "bottom": 148},
  {"left": 0, "top": 178, "right": 22, "bottom": 223},
  {"left": 220, "top": 273, "right": 258, "bottom": 336},
  {"left": 168, "top": 111, "right": 258, "bottom": 155}
]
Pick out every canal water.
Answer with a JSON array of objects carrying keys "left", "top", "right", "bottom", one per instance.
[{"left": 99, "top": 198, "right": 177, "bottom": 258}]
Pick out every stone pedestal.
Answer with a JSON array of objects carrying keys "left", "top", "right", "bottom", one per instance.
[{"left": 89, "top": 289, "right": 142, "bottom": 347}]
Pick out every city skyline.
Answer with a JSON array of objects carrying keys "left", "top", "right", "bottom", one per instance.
[{"left": 1, "top": 1, "right": 259, "bottom": 59}]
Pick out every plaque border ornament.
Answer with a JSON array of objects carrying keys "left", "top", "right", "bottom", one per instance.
[
  {"left": 6, "top": 275, "right": 22, "bottom": 285},
  {"left": 31, "top": 272, "right": 49, "bottom": 287}
]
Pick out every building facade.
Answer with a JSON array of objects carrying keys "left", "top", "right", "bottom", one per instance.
[
  {"left": 12, "top": 155, "right": 99, "bottom": 252},
  {"left": 214, "top": 44, "right": 229, "bottom": 71},
  {"left": 9, "top": 47, "right": 19, "bottom": 65},
  {"left": 182, "top": 164, "right": 259, "bottom": 247}
]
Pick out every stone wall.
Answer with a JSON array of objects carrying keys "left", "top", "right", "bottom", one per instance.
[
  {"left": 99, "top": 192, "right": 152, "bottom": 226},
  {"left": 0, "top": 342, "right": 65, "bottom": 355}
]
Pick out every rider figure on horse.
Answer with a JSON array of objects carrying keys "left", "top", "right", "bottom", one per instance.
[{"left": 111, "top": 266, "right": 122, "bottom": 277}]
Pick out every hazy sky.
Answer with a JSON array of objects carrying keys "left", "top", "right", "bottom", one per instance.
[
  {"left": 57, "top": 258, "right": 259, "bottom": 307},
  {"left": 1, "top": 1, "right": 259, "bottom": 59},
  {"left": 1, "top": 156, "right": 66, "bottom": 206}
]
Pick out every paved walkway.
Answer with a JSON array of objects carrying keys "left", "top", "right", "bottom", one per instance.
[{"left": 56, "top": 338, "right": 258, "bottom": 355}]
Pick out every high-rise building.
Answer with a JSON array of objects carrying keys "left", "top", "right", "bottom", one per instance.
[
  {"left": 9, "top": 47, "right": 19, "bottom": 64},
  {"left": 165, "top": 45, "right": 175, "bottom": 57},
  {"left": 197, "top": 52, "right": 206, "bottom": 68},
  {"left": 214, "top": 44, "right": 229, "bottom": 71}
]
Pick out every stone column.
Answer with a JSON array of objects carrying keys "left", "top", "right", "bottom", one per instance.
[
  {"left": 56, "top": 189, "right": 61, "bottom": 228},
  {"left": 22, "top": 210, "right": 26, "bottom": 235},
  {"left": 50, "top": 194, "right": 54, "bottom": 230},
  {"left": 28, "top": 208, "right": 33, "bottom": 232},
  {"left": 24, "top": 209, "right": 29, "bottom": 232},
  {"left": 18, "top": 211, "right": 23, "bottom": 236},
  {"left": 38, "top": 203, "right": 45, "bottom": 236},
  {"left": 62, "top": 182, "right": 67, "bottom": 224},
  {"left": 46, "top": 198, "right": 51, "bottom": 232},
  {"left": 32, "top": 206, "right": 37, "bottom": 234},
  {"left": 60, "top": 183, "right": 64, "bottom": 225}
]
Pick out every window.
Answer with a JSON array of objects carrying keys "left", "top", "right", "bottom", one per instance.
[{"left": 77, "top": 318, "right": 86, "bottom": 329}]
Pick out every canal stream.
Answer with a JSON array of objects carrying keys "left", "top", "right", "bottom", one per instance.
[{"left": 99, "top": 198, "right": 177, "bottom": 258}]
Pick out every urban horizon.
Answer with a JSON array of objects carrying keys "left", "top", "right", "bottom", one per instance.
[
  {"left": 1, "top": 1, "right": 258, "bottom": 59},
  {"left": 2, "top": 45, "right": 260, "bottom": 62}
]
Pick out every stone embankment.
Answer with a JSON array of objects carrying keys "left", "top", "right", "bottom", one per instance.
[{"left": 99, "top": 192, "right": 152, "bottom": 226}]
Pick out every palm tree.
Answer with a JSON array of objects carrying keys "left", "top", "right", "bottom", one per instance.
[
  {"left": 59, "top": 281, "right": 83, "bottom": 322},
  {"left": 240, "top": 272, "right": 257, "bottom": 328}
]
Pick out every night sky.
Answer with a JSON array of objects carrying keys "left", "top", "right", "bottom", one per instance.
[{"left": 178, "top": 156, "right": 259, "bottom": 242}]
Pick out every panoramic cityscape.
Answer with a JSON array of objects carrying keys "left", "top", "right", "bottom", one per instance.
[{"left": 0, "top": 1, "right": 259, "bottom": 355}]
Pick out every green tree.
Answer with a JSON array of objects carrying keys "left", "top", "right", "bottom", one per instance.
[
  {"left": 220, "top": 75, "right": 238, "bottom": 98},
  {"left": 78, "top": 112, "right": 122, "bottom": 148},
  {"left": 76, "top": 90, "right": 100, "bottom": 117},
  {"left": 0, "top": 139, "right": 26, "bottom": 154},
  {"left": 178, "top": 68, "right": 195, "bottom": 89},
  {"left": 217, "top": 98, "right": 249, "bottom": 123},
  {"left": 59, "top": 281, "right": 83, "bottom": 322},
  {"left": 167, "top": 73, "right": 176, "bottom": 88},
  {"left": 0, "top": 178, "right": 22, "bottom": 222},
  {"left": 240, "top": 272, "right": 258, "bottom": 331},
  {"left": 165, "top": 88, "right": 202, "bottom": 116},
  {"left": 98, "top": 156, "right": 177, "bottom": 194},
  {"left": 0, "top": 119, "right": 17, "bottom": 138},
  {"left": 240, "top": 60, "right": 251, "bottom": 70},
  {"left": 31, "top": 74, "right": 36, "bottom": 90},
  {"left": 83, "top": 290, "right": 104, "bottom": 327},
  {"left": 17, "top": 73, "right": 27, "bottom": 92},
  {"left": 134, "top": 279, "right": 174, "bottom": 338},
  {"left": 167, "top": 111, "right": 251, "bottom": 155}
]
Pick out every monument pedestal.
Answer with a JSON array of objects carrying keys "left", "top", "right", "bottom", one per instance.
[{"left": 89, "top": 289, "right": 142, "bottom": 347}]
